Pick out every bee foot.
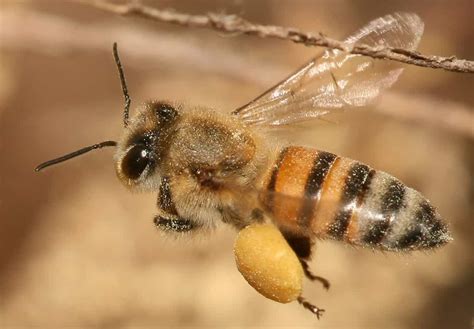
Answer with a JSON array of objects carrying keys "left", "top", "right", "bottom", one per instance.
[
  {"left": 154, "top": 216, "right": 195, "bottom": 232},
  {"left": 297, "top": 296, "right": 325, "bottom": 319}
]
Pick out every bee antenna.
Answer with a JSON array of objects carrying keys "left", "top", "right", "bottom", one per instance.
[
  {"left": 113, "top": 42, "right": 131, "bottom": 127},
  {"left": 35, "top": 141, "right": 117, "bottom": 172}
]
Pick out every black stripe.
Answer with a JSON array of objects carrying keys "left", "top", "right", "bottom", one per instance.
[
  {"left": 414, "top": 201, "right": 448, "bottom": 248},
  {"left": 395, "top": 202, "right": 436, "bottom": 249},
  {"left": 381, "top": 179, "right": 406, "bottom": 214},
  {"left": 328, "top": 211, "right": 352, "bottom": 240},
  {"left": 363, "top": 220, "right": 392, "bottom": 245},
  {"left": 358, "top": 169, "right": 376, "bottom": 203},
  {"left": 396, "top": 226, "right": 423, "bottom": 249},
  {"left": 363, "top": 178, "right": 405, "bottom": 245},
  {"left": 264, "top": 147, "right": 290, "bottom": 213},
  {"left": 418, "top": 201, "right": 439, "bottom": 229},
  {"left": 298, "top": 151, "right": 338, "bottom": 228},
  {"left": 159, "top": 176, "right": 178, "bottom": 215},
  {"left": 328, "top": 163, "right": 372, "bottom": 239}
]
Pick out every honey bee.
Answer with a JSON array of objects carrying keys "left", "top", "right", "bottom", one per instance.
[{"left": 36, "top": 13, "right": 451, "bottom": 317}]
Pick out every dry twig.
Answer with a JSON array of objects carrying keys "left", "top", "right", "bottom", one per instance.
[
  {"left": 2, "top": 9, "right": 471, "bottom": 138},
  {"left": 80, "top": 0, "right": 474, "bottom": 74}
]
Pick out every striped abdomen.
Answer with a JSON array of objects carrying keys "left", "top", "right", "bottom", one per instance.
[{"left": 259, "top": 146, "right": 451, "bottom": 251}]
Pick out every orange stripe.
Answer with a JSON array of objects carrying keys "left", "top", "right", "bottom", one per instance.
[
  {"left": 310, "top": 157, "right": 354, "bottom": 236},
  {"left": 345, "top": 212, "right": 360, "bottom": 243},
  {"left": 272, "top": 147, "right": 317, "bottom": 226}
]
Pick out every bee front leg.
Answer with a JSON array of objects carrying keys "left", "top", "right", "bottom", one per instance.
[
  {"left": 154, "top": 176, "right": 199, "bottom": 233},
  {"left": 153, "top": 215, "right": 197, "bottom": 233}
]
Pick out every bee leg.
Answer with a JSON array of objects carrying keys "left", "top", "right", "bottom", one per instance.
[
  {"left": 300, "top": 259, "right": 330, "bottom": 290},
  {"left": 155, "top": 177, "right": 198, "bottom": 233},
  {"left": 153, "top": 215, "right": 197, "bottom": 233},
  {"left": 297, "top": 296, "right": 325, "bottom": 319},
  {"left": 282, "top": 232, "right": 331, "bottom": 289}
]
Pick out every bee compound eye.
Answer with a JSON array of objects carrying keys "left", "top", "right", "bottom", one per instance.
[{"left": 121, "top": 144, "right": 151, "bottom": 179}]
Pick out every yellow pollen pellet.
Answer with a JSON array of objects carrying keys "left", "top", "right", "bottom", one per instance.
[{"left": 234, "top": 224, "right": 303, "bottom": 303}]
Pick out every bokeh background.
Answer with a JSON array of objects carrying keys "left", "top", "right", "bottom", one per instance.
[{"left": 0, "top": 1, "right": 473, "bottom": 328}]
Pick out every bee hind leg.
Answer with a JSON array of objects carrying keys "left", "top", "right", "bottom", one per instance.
[
  {"left": 297, "top": 296, "right": 325, "bottom": 319},
  {"left": 300, "top": 259, "right": 330, "bottom": 290},
  {"left": 282, "top": 232, "right": 331, "bottom": 289}
]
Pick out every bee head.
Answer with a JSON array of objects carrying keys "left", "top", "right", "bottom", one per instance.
[{"left": 114, "top": 101, "right": 179, "bottom": 190}]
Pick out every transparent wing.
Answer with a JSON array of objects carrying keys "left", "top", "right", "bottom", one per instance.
[{"left": 233, "top": 13, "right": 424, "bottom": 126}]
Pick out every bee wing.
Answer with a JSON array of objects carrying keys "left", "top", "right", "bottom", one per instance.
[{"left": 233, "top": 13, "right": 424, "bottom": 126}]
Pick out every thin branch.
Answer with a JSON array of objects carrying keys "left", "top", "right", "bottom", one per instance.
[
  {"left": 2, "top": 9, "right": 471, "bottom": 138},
  {"left": 80, "top": 0, "right": 474, "bottom": 74}
]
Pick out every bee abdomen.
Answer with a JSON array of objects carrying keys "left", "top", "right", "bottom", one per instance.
[{"left": 260, "top": 146, "right": 451, "bottom": 251}]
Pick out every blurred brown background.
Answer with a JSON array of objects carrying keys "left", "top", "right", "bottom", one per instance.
[{"left": 0, "top": 1, "right": 473, "bottom": 328}]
